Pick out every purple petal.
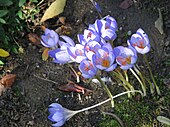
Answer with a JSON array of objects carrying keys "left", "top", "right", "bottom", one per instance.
[
  {"left": 120, "top": 64, "right": 133, "bottom": 70},
  {"left": 48, "top": 112, "right": 64, "bottom": 122},
  {"left": 49, "top": 103, "right": 63, "bottom": 108},
  {"left": 105, "top": 63, "right": 117, "bottom": 71},
  {"left": 52, "top": 112, "right": 65, "bottom": 122},
  {"left": 60, "top": 35, "right": 75, "bottom": 47},
  {"left": 49, "top": 49, "right": 70, "bottom": 64},
  {"left": 106, "top": 16, "right": 118, "bottom": 30},
  {"left": 51, "top": 120, "right": 65, "bottom": 127}
]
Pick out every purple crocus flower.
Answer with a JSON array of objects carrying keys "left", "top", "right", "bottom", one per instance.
[
  {"left": 129, "top": 28, "right": 150, "bottom": 54},
  {"left": 83, "top": 29, "right": 101, "bottom": 43},
  {"left": 67, "top": 44, "right": 87, "bottom": 63},
  {"left": 41, "top": 28, "right": 59, "bottom": 48},
  {"left": 113, "top": 46, "right": 137, "bottom": 70},
  {"left": 84, "top": 41, "right": 101, "bottom": 60},
  {"left": 49, "top": 36, "right": 75, "bottom": 64},
  {"left": 49, "top": 49, "right": 71, "bottom": 64},
  {"left": 92, "top": 43, "right": 117, "bottom": 71},
  {"left": 79, "top": 59, "right": 98, "bottom": 78},
  {"left": 94, "top": 16, "right": 117, "bottom": 41},
  {"left": 90, "top": 0, "right": 102, "bottom": 13},
  {"left": 48, "top": 103, "right": 77, "bottom": 127}
]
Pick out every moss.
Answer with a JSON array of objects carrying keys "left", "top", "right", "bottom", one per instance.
[
  {"left": 99, "top": 116, "right": 121, "bottom": 127},
  {"left": 98, "top": 78, "right": 170, "bottom": 127}
]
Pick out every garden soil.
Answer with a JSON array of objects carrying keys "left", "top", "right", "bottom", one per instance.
[{"left": 0, "top": 0, "right": 170, "bottom": 127}]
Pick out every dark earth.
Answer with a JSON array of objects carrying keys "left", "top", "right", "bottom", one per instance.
[{"left": 0, "top": 0, "right": 170, "bottom": 127}]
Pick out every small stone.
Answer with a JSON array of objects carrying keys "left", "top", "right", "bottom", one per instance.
[
  {"left": 165, "top": 41, "right": 169, "bottom": 47},
  {"left": 127, "top": 30, "right": 132, "bottom": 36},
  {"left": 85, "top": 96, "right": 88, "bottom": 100},
  {"left": 85, "top": 110, "right": 89, "bottom": 115}
]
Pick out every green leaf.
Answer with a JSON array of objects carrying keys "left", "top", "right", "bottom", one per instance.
[
  {"left": 11, "top": 46, "right": 18, "bottom": 54},
  {"left": 0, "top": 10, "right": 9, "bottom": 17},
  {"left": 19, "top": 0, "right": 26, "bottom": 7},
  {"left": 0, "top": 48, "right": 10, "bottom": 57},
  {"left": 0, "top": 0, "right": 13, "bottom": 6},
  {"left": 0, "top": 18, "right": 6, "bottom": 24},
  {"left": 17, "top": 10, "right": 24, "bottom": 19},
  {"left": 40, "top": 0, "right": 67, "bottom": 22},
  {"left": 157, "top": 116, "right": 170, "bottom": 125},
  {"left": 0, "top": 60, "right": 4, "bottom": 65},
  {"left": 31, "top": 0, "right": 38, "bottom": 3}
]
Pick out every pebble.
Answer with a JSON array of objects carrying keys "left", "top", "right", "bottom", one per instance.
[{"left": 165, "top": 41, "right": 169, "bottom": 47}]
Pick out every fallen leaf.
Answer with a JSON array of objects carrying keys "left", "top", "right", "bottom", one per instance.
[
  {"left": 18, "top": 46, "right": 24, "bottom": 53},
  {"left": 58, "top": 80, "right": 92, "bottom": 95},
  {"left": 59, "top": 17, "right": 66, "bottom": 24},
  {"left": 42, "top": 48, "right": 49, "bottom": 61},
  {"left": 28, "top": 33, "right": 41, "bottom": 45},
  {"left": 0, "top": 74, "right": 16, "bottom": 87},
  {"left": 40, "top": 0, "right": 67, "bottom": 22},
  {"left": 0, "top": 84, "right": 6, "bottom": 96},
  {"left": 0, "top": 60, "right": 4, "bottom": 65},
  {"left": 0, "top": 48, "right": 10, "bottom": 57},
  {"left": 119, "top": 0, "right": 133, "bottom": 9},
  {"left": 155, "top": 8, "right": 164, "bottom": 34}
]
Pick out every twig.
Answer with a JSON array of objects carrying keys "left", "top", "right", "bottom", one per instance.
[
  {"left": 102, "top": 112, "right": 124, "bottom": 127},
  {"left": 33, "top": 74, "right": 57, "bottom": 84}
]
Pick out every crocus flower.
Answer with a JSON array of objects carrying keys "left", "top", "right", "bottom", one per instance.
[
  {"left": 129, "top": 28, "right": 150, "bottom": 54},
  {"left": 113, "top": 46, "right": 137, "bottom": 70},
  {"left": 92, "top": 43, "right": 117, "bottom": 71},
  {"left": 67, "top": 44, "right": 87, "bottom": 63},
  {"left": 94, "top": 16, "right": 117, "bottom": 41},
  {"left": 49, "top": 36, "right": 75, "bottom": 64},
  {"left": 79, "top": 59, "right": 98, "bottom": 78},
  {"left": 84, "top": 41, "right": 101, "bottom": 60},
  {"left": 48, "top": 103, "right": 77, "bottom": 127},
  {"left": 41, "top": 28, "right": 59, "bottom": 48},
  {"left": 83, "top": 29, "right": 101, "bottom": 43},
  {"left": 49, "top": 49, "right": 71, "bottom": 64},
  {"left": 90, "top": 0, "right": 102, "bottom": 13}
]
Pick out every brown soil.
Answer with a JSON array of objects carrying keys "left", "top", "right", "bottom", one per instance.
[{"left": 0, "top": 0, "right": 170, "bottom": 127}]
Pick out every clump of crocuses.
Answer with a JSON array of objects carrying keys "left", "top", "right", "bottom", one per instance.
[{"left": 40, "top": 8, "right": 153, "bottom": 127}]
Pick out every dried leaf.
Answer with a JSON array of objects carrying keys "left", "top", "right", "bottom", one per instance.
[
  {"left": 0, "top": 84, "right": 6, "bottom": 96},
  {"left": 0, "top": 74, "right": 16, "bottom": 87},
  {"left": 28, "top": 33, "right": 41, "bottom": 45},
  {"left": 0, "top": 60, "right": 4, "bottom": 65},
  {"left": 42, "top": 48, "right": 49, "bottom": 61},
  {"left": 58, "top": 81, "right": 92, "bottom": 95},
  {"left": 0, "top": 48, "right": 10, "bottom": 57},
  {"left": 155, "top": 8, "right": 164, "bottom": 34},
  {"left": 40, "top": 0, "right": 67, "bottom": 22},
  {"left": 18, "top": 46, "right": 24, "bottom": 53},
  {"left": 59, "top": 17, "right": 66, "bottom": 24},
  {"left": 119, "top": 0, "right": 133, "bottom": 9}
]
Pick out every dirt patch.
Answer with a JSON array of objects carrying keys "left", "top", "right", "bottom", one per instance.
[{"left": 0, "top": 0, "right": 170, "bottom": 127}]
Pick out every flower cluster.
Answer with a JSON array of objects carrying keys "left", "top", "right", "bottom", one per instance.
[{"left": 41, "top": 17, "right": 150, "bottom": 79}]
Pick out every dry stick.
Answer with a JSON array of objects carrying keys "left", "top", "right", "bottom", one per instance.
[
  {"left": 33, "top": 74, "right": 57, "bottom": 84},
  {"left": 102, "top": 112, "right": 124, "bottom": 127}
]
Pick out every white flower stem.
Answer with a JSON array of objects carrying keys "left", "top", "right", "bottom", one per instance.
[
  {"left": 76, "top": 90, "right": 142, "bottom": 113},
  {"left": 130, "top": 68, "right": 146, "bottom": 96},
  {"left": 95, "top": 75, "right": 114, "bottom": 107}
]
